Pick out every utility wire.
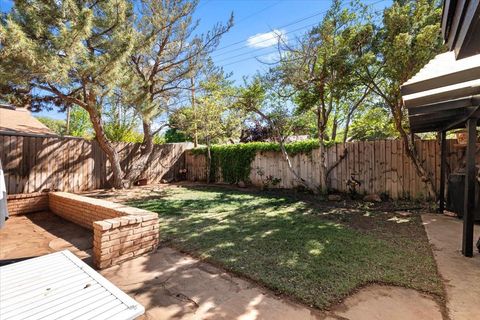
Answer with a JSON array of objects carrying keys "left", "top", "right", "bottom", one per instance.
[
  {"left": 212, "top": 20, "right": 319, "bottom": 58},
  {"left": 212, "top": 0, "right": 387, "bottom": 68},
  {"left": 235, "top": 1, "right": 283, "bottom": 25},
  {"left": 211, "top": 0, "right": 387, "bottom": 55}
]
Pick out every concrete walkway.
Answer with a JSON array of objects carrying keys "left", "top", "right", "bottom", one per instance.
[
  {"left": 422, "top": 214, "right": 480, "bottom": 320},
  {"left": 100, "top": 247, "right": 444, "bottom": 320}
]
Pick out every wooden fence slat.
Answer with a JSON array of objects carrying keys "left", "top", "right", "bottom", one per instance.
[
  {"left": 2, "top": 134, "right": 472, "bottom": 200},
  {"left": 185, "top": 138, "right": 466, "bottom": 200},
  {"left": 0, "top": 134, "right": 190, "bottom": 194}
]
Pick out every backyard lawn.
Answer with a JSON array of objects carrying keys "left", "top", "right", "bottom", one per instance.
[{"left": 129, "top": 186, "right": 444, "bottom": 309}]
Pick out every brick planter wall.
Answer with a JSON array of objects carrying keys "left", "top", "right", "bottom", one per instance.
[
  {"left": 7, "top": 192, "right": 49, "bottom": 215},
  {"left": 49, "top": 192, "right": 159, "bottom": 269}
]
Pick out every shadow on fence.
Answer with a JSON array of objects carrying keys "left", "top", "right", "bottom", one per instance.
[{"left": 0, "top": 133, "right": 192, "bottom": 194}]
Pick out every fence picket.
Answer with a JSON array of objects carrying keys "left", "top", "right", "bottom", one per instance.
[{"left": 184, "top": 138, "right": 478, "bottom": 200}]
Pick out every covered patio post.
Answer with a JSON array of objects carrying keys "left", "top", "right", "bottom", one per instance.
[
  {"left": 462, "top": 118, "right": 477, "bottom": 257},
  {"left": 439, "top": 130, "right": 447, "bottom": 213}
]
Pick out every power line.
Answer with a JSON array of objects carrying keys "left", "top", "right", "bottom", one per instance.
[
  {"left": 213, "top": 0, "right": 388, "bottom": 68},
  {"left": 212, "top": 0, "right": 387, "bottom": 55},
  {"left": 235, "top": 0, "right": 283, "bottom": 25},
  {"left": 212, "top": 5, "right": 336, "bottom": 53},
  {"left": 221, "top": 49, "right": 280, "bottom": 67},
  {"left": 212, "top": 20, "right": 319, "bottom": 59}
]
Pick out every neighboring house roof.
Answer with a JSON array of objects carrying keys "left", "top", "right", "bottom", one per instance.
[{"left": 0, "top": 105, "right": 57, "bottom": 136}]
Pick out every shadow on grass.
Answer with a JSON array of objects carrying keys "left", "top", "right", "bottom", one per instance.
[{"left": 128, "top": 185, "right": 444, "bottom": 309}]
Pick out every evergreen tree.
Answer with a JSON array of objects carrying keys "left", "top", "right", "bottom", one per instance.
[{"left": 1, "top": 0, "right": 135, "bottom": 188}]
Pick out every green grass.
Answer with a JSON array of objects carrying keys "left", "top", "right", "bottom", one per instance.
[{"left": 129, "top": 186, "right": 443, "bottom": 309}]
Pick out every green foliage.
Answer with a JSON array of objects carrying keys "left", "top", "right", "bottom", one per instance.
[
  {"left": 103, "top": 104, "right": 141, "bottom": 143},
  {"left": 36, "top": 108, "right": 93, "bottom": 138},
  {"left": 0, "top": 0, "right": 135, "bottom": 111},
  {"left": 172, "top": 64, "right": 242, "bottom": 147},
  {"left": 349, "top": 107, "right": 398, "bottom": 140},
  {"left": 69, "top": 106, "right": 93, "bottom": 138},
  {"left": 36, "top": 116, "right": 66, "bottom": 135},
  {"left": 192, "top": 139, "right": 328, "bottom": 183},
  {"left": 164, "top": 128, "right": 191, "bottom": 143}
]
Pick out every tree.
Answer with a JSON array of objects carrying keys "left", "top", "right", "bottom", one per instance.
[
  {"left": 36, "top": 106, "right": 92, "bottom": 138},
  {"left": 36, "top": 117, "right": 66, "bottom": 135},
  {"left": 235, "top": 76, "right": 318, "bottom": 191},
  {"left": 69, "top": 106, "right": 93, "bottom": 138},
  {"left": 1, "top": 0, "right": 135, "bottom": 188},
  {"left": 360, "top": 0, "right": 445, "bottom": 198},
  {"left": 172, "top": 66, "right": 242, "bottom": 182},
  {"left": 122, "top": 0, "right": 233, "bottom": 184},
  {"left": 164, "top": 128, "right": 191, "bottom": 143},
  {"left": 276, "top": 0, "right": 374, "bottom": 192},
  {"left": 349, "top": 105, "right": 397, "bottom": 141},
  {"left": 103, "top": 98, "right": 141, "bottom": 143}
]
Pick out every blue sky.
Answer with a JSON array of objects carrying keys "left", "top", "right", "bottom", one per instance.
[{"left": 0, "top": 0, "right": 390, "bottom": 120}]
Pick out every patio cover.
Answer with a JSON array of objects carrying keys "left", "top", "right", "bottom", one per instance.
[
  {"left": 402, "top": 51, "right": 480, "bottom": 133},
  {"left": 401, "top": 50, "right": 480, "bottom": 258},
  {"left": 0, "top": 250, "right": 145, "bottom": 319}
]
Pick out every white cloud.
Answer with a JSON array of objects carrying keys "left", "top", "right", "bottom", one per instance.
[{"left": 246, "top": 29, "right": 287, "bottom": 48}]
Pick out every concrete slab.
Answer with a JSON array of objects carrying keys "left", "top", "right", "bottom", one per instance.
[
  {"left": 101, "top": 247, "right": 444, "bottom": 320},
  {"left": 0, "top": 210, "right": 448, "bottom": 320},
  {"left": 100, "top": 247, "right": 324, "bottom": 320},
  {"left": 331, "top": 285, "right": 443, "bottom": 320},
  {"left": 422, "top": 214, "right": 480, "bottom": 320},
  {"left": 0, "top": 211, "right": 92, "bottom": 265}
]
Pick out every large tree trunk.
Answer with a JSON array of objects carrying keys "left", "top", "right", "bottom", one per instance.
[
  {"left": 316, "top": 107, "right": 328, "bottom": 194},
  {"left": 86, "top": 107, "right": 124, "bottom": 189},
  {"left": 123, "top": 120, "right": 155, "bottom": 186},
  {"left": 392, "top": 105, "right": 436, "bottom": 199}
]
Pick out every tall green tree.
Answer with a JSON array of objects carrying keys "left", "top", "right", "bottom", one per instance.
[
  {"left": 276, "top": 0, "right": 374, "bottom": 192},
  {"left": 69, "top": 106, "right": 93, "bottom": 138},
  {"left": 172, "top": 66, "right": 242, "bottom": 182},
  {"left": 123, "top": 0, "right": 233, "bottom": 184},
  {"left": 235, "top": 76, "right": 319, "bottom": 191},
  {"left": 361, "top": 0, "right": 444, "bottom": 198},
  {"left": 0, "top": 0, "right": 135, "bottom": 188},
  {"left": 36, "top": 106, "right": 92, "bottom": 137}
]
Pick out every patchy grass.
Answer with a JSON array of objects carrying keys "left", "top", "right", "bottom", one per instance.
[{"left": 128, "top": 186, "right": 443, "bottom": 309}]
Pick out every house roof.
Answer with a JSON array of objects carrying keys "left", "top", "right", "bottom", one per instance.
[
  {"left": 0, "top": 106, "right": 57, "bottom": 136},
  {"left": 401, "top": 51, "right": 480, "bottom": 133}
]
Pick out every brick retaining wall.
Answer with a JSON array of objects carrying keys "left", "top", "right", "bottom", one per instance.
[
  {"left": 7, "top": 192, "right": 49, "bottom": 215},
  {"left": 48, "top": 192, "right": 159, "bottom": 269}
]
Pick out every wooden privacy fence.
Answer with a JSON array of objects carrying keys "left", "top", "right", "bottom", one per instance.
[
  {"left": 0, "top": 133, "right": 191, "bottom": 194},
  {"left": 185, "top": 139, "right": 473, "bottom": 199}
]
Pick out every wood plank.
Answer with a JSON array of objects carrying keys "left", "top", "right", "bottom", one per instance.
[
  {"left": 391, "top": 140, "right": 399, "bottom": 199},
  {"left": 385, "top": 140, "right": 392, "bottom": 198},
  {"left": 379, "top": 140, "right": 386, "bottom": 195}
]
